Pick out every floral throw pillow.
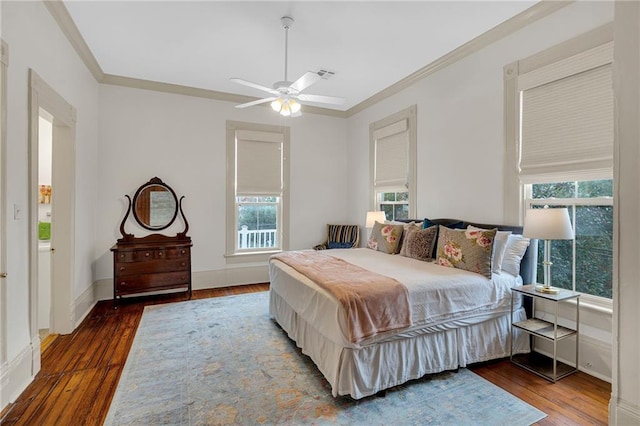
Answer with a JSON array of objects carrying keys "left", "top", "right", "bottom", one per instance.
[
  {"left": 435, "top": 225, "right": 497, "bottom": 278},
  {"left": 403, "top": 226, "right": 438, "bottom": 261},
  {"left": 368, "top": 221, "right": 404, "bottom": 254}
]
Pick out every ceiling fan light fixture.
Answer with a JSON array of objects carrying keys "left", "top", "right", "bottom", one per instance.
[
  {"left": 231, "top": 15, "right": 344, "bottom": 114},
  {"left": 271, "top": 97, "right": 302, "bottom": 117},
  {"left": 289, "top": 99, "right": 301, "bottom": 114},
  {"left": 270, "top": 98, "right": 283, "bottom": 112}
]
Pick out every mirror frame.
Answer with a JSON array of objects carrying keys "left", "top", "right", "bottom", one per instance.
[{"left": 131, "top": 177, "right": 179, "bottom": 231}]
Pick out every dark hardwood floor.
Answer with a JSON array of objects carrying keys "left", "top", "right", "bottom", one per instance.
[{"left": 1, "top": 283, "right": 611, "bottom": 425}]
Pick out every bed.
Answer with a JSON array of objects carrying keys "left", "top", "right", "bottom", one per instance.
[{"left": 269, "top": 219, "right": 537, "bottom": 399}]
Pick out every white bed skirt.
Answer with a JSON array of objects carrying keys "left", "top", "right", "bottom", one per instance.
[{"left": 270, "top": 289, "right": 530, "bottom": 399}]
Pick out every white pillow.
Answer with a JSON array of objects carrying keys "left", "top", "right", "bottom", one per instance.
[
  {"left": 467, "top": 226, "right": 512, "bottom": 273},
  {"left": 501, "top": 234, "right": 531, "bottom": 277}
]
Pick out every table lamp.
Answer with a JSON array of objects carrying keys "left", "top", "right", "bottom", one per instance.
[
  {"left": 365, "top": 211, "right": 386, "bottom": 229},
  {"left": 523, "top": 206, "right": 574, "bottom": 294}
]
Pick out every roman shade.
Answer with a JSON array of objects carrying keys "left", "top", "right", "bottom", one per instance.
[
  {"left": 373, "top": 119, "right": 409, "bottom": 189},
  {"left": 236, "top": 130, "right": 283, "bottom": 196},
  {"left": 518, "top": 42, "right": 613, "bottom": 184}
]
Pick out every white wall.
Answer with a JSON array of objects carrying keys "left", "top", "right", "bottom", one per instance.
[
  {"left": 346, "top": 1, "right": 614, "bottom": 226},
  {"left": 346, "top": 1, "right": 615, "bottom": 382},
  {"left": 1, "top": 0, "right": 100, "bottom": 408},
  {"left": 95, "top": 85, "right": 348, "bottom": 286}
]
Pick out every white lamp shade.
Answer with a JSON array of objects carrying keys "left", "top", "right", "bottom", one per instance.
[
  {"left": 365, "top": 211, "right": 386, "bottom": 228},
  {"left": 523, "top": 207, "right": 574, "bottom": 240}
]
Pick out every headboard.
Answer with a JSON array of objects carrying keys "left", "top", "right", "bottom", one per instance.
[{"left": 402, "top": 218, "right": 538, "bottom": 286}]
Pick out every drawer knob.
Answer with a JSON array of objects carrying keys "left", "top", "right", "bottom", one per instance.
[
  {"left": 120, "top": 281, "right": 127, "bottom": 286},
  {"left": 181, "top": 250, "right": 185, "bottom": 254},
  {"left": 181, "top": 262, "right": 186, "bottom": 267},
  {"left": 119, "top": 266, "right": 125, "bottom": 271},
  {"left": 158, "top": 252, "right": 163, "bottom": 256},
  {"left": 145, "top": 252, "right": 150, "bottom": 257},
  {"left": 120, "top": 254, "right": 125, "bottom": 258}
]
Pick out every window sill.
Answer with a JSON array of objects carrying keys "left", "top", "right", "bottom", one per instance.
[
  {"left": 225, "top": 250, "right": 282, "bottom": 265},
  {"left": 566, "top": 295, "right": 613, "bottom": 315}
]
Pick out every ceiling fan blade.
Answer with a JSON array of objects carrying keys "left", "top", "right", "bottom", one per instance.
[
  {"left": 230, "top": 78, "right": 279, "bottom": 95},
  {"left": 235, "top": 97, "right": 278, "bottom": 109},
  {"left": 290, "top": 71, "right": 322, "bottom": 93},
  {"left": 298, "top": 93, "right": 346, "bottom": 105}
]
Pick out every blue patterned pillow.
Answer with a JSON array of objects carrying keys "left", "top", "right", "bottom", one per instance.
[{"left": 328, "top": 241, "right": 354, "bottom": 249}]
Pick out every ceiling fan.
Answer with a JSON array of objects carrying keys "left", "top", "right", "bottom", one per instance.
[{"left": 231, "top": 16, "right": 345, "bottom": 117}]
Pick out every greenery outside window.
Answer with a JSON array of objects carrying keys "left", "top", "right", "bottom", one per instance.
[
  {"left": 526, "top": 179, "right": 612, "bottom": 299},
  {"left": 377, "top": 191, "right": 409, "bottom": 221},
  {"left": 236, "top": 196, "right": 280, "bottom": 252}
]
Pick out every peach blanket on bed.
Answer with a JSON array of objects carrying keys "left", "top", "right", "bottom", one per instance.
[{"left": 271, "top": 250, "right": 411, "bottom": 343}]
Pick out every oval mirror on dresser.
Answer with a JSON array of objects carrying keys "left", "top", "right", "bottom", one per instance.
[
  {"left": 110, "top": 177, "right": 191, "bottom": 308},
  {"left": 132, "top": 178, "right": 178, "bottom": 230}
]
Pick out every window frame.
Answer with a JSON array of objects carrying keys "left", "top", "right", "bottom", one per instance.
[
  {"left": 234, "top": 196, "right": 281, "bottom": 253},
  {"left": 504, "top": 25, "right": 614, "bottom": 307},
  {"left": 369, "top": 105, "right": 417, "bottom": 218},
  {"left": 225, "top": 121, "right": 290, "bottom": 263},
  {"left": 524, "top": 181, "right": 613, "bottom": 302},
  {"left": 376, "top": 190, "right": 409, "bottom": 222}
]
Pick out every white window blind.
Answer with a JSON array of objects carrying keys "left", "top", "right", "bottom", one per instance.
[
  {"left": 236, "top": 130, "right": 283, "bottom": 196},
  {"left": 518, "top": 43, "right": 613, "bottom": 184},
  {"left": 374, "top": 119, "right": 409, "bottom": 189}
]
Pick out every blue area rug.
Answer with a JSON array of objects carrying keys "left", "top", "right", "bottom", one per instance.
[{"left": 105, "top": 291, "right": 546, "bottom": 425}]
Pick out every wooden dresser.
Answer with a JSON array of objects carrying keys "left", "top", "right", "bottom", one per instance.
[
  {"left": 111, "top": 236, "right": 192, "bottom": 305},
  {"left": 112, "top": 177, "right": 192, "bottom": 307}
]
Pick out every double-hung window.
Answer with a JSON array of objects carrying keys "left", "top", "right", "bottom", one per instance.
[
  {"left": 370, "top": 106, "right": 417, "bottom": 221},
  {"left": 525, "top": 181, "right": 613, "bottom": 299},
  {"left": 510, "top": 36, "right": 614, "bottom": 301},
  {"left": 226, "top": 121, "right": 289, "bottom": 257}
]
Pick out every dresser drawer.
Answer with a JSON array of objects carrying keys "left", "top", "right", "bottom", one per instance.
[
  {"left": 166, "top": 247, "right": 190, "bottom": 259},
  {"left": 115, "top": 271, "right": 190, "bottom": 293},
  {"left": 115, "top": 249, "right": 157, "bottom": 262},
  {"left": 115, "top": 248, "right": 188, "bottom": 263},
  {"left": 115, "top": 258, "right": 189, "bottom": 275}
]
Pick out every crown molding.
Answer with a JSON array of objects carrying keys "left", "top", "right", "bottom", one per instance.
[
  {"left": 101, "top": 74, "right": 348, "bottom": 118},
  {"left": 43, "top": 0, "right": 104, "bottom": 81},
  {"left": 345, "top": 0, "right": 574, "bottom": 118}
]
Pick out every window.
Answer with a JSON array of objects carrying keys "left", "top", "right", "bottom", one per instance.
[
  {"left": 526, "top": 180, "right": 613, "bottom": 299},
  {"left": 370, "top": 105, "right": 417, "bottom": 219},
  {"left": 505, "top": 33, "right": 614, "bottom": 300},
  {"left": 378, "top": 191, "right": 409, "bottom": 221},
  {"left": 226, "top": 122, "right": 289, "bottom": 258}
]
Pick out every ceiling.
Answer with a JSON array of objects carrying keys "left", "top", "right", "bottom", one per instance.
[{"left": 63, "top": 1, "right": 537, "bottom": 112}]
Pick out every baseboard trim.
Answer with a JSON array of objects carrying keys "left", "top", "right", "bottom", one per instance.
[
  {"left": 534, "top": 333, "right": 611, "bottom": 383},
  {"left": 0, "top": 343, "right": 37, "bottom": 411},
  {"left": 92, "top": 265, "right": 270, "bottom": 301},
  {"left": 72, "top": 283, "right": 99, "bottom": 329},
  {"left": 610, "top": 399, "right": 640, "bottom": 425}
]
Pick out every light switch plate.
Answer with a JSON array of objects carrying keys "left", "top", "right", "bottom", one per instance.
[{"left": 13, "top": 204, "right": 21, "bottom": 220}]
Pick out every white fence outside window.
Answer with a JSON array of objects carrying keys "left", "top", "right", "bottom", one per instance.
[{"left": 238, "top": 226, "right": 277, "bottom": 250}]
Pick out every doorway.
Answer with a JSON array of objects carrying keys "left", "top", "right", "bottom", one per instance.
[
  {"left": 37, "top": 112, "right": 54, "bottom": 351},
  {"left": 28, "top": 70, "right": 76, "bottom": 373}
]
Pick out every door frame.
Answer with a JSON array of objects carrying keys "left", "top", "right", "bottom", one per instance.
[
  {"left": 28, "top": 70, "right": 76, "bottom": 348},
  {"left": 0, "top": 39, "right": 9, "bottom": 371}
]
